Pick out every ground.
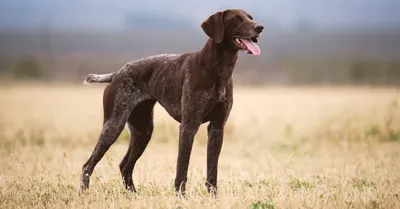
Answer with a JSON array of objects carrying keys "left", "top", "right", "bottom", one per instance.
[{"left": 0, "top": 83, "right": 399, "bottom": 209}]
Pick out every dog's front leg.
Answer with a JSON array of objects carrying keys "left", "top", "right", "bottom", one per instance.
[
  {"left": 206, "top": 123, "right": 224, "bottom": 196},
  {"left": 174, "top": 120, "right": 201, "bottom": 197},
  {"left": 205, "top": 98, "right": 232, "bottom": 196}
]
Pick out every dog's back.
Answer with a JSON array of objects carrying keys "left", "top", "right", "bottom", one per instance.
[{"left": 84, "top": 53, "right": 182, "bottom": 85}]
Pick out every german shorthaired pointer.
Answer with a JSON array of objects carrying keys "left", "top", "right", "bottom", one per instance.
[{"left": 81, "top": 9, "right": 263, "bottom": 196}]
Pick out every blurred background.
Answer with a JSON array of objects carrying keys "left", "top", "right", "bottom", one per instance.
[{"left": 0, "top": 0, "right": 400, "bottom": 86}]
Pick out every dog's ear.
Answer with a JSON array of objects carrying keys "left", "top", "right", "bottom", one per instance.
[{"left": 201, "top": 11, "right": 225, "bottom": 43}]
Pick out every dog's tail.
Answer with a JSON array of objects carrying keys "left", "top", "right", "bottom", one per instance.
[{"left": 83, "top": 72, "right": 115, "bottom": 84}]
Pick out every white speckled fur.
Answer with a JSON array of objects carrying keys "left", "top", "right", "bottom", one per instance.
[{"left": 79, "top": 9, "right": 264, "bottom": 196}]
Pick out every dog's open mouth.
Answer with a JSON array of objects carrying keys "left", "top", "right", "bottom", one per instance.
[{"left": 233, "top": 36, "right": 261, "bottom": 55}]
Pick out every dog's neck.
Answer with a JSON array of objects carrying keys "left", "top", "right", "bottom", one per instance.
[{"left": 199, "top": 39, "right": 238, "bottom": 78}]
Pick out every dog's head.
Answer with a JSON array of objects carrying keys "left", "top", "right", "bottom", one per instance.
[{"left": 201, "top": 9, "right": 264, "bottom": 55}]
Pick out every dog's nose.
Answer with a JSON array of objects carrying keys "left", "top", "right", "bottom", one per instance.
[{"left": 255, "top": 25, "right": 264, "bottom": 33}]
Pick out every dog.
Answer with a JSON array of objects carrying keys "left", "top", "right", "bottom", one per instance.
[{"left": 80, "top": 8, "right": 263, "bottom": 196}]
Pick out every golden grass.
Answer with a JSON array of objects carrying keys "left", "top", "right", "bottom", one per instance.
[{"left": 0, "top": 83, "right": 399, "bottom": 209}]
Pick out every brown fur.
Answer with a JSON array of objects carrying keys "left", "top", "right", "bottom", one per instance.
[{"left": 80, "top": 9, "right": 264, "bottom": 196}]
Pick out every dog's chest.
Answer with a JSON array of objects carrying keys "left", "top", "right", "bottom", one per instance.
[
  {"left": 198, "top": 86, "right": 225, "bottom": 116},
  {"left": 213, "top": 53, "right": 237, "bottom": 77},
  {"left": 204, "top": 95, "right": 221, "bottom": 113}
]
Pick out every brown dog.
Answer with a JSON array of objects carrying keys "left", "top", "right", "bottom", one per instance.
[{"left": 81, "top": 8, "right": 263, "bottom": 196}]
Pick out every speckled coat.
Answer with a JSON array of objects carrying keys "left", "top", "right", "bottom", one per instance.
[{"left": 80, "top": 8, "right": 264, "bottom": 196}]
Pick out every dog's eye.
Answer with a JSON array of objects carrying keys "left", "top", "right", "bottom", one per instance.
[
  {"left": 247, "top": 15, "right": 253, "bottom": 20},
  {"left": 235, "top": 15, "right": 243, "bottom": 22}
]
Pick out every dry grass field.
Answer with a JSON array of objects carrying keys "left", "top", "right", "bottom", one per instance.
[{"left": 0, "top": 83, "right": 399, "bottom": 209}]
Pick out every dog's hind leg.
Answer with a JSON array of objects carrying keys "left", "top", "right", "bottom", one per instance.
[
  {"left": 80, "top": 83, "right": 138, "bottom": 191},
  {"left": 119, "top": 99, "right": 156, "bottom": 192}
]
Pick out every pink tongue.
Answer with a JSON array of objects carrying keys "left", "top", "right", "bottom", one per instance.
[{"left": 240, "top": 38, "right": 261, "bottom": 55}]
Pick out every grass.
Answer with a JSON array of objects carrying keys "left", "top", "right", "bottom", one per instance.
[{"left": 0, "top": 83, "right": 400, "bottom": 208}]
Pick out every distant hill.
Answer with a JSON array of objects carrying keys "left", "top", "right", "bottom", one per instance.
[
  {"left": 1, "top": 29, "right": 400, "bottom": 60},
  {"left": 1, "top": 28, "right": 400, "bottom": 85}
]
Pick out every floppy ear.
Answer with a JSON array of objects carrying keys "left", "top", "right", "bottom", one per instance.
[{"left": 201, "top": 11, "right": 225, "bottom": 43}]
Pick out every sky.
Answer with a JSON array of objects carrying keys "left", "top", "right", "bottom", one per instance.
[{"left": 1, "top": 0, "right": 400, "bottom": 30}]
